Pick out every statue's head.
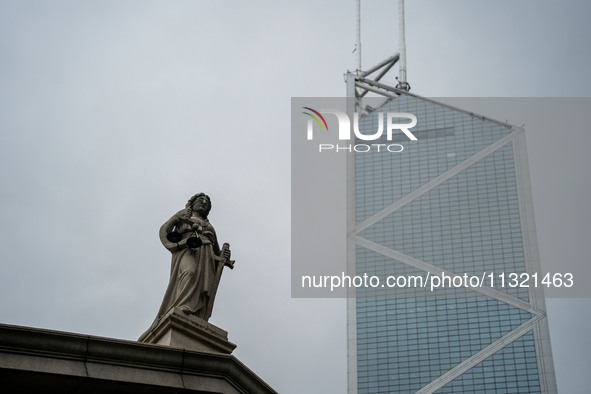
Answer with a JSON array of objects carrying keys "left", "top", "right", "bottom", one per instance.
[{"left": 186, "top": 193, "right": 212, "bottom": 219}]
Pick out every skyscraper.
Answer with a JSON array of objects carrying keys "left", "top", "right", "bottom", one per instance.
[{"left": 346, "top": 78, "right": 557, "bottom": 393}]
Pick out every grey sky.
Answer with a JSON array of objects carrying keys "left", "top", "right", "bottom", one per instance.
[{"left": 0, "top": 1, "right": 589, "bottom": 393}]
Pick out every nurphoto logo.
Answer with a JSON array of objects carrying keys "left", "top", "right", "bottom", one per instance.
[{"left": 302, "top": 107, "right": 418, "bottom": 153}]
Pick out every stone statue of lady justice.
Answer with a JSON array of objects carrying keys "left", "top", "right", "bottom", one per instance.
[{"left": 139, "top": 193, "right": 234, "bottom": 342}]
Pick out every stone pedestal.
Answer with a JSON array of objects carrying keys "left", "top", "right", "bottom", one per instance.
[{"left": 138, "top": 308, "right": 236, "bottom": 354}]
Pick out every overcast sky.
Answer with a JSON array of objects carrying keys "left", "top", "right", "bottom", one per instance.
[{"left": 0, "top": 1, "right": 590, "bottom": 393}]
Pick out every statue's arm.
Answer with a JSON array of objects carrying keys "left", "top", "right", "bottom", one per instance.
[
  {"left": 210, "top": 226, "right": 221, "bottom": 255},
  {"left": 159, "top": 209, "right": 190, "bottom": 253},
  {"left": 210, "top": 226, "right": 232, "bottom": 266}
]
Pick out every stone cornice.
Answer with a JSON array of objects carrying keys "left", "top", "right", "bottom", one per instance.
[{"left": 0, "top": 323, "right": 276, "bottom": 393}]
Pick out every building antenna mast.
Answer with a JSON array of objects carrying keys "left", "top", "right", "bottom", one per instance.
[
  {"left": 397, "top": 0, "right": 410, "bottom": 90},
  {"left": 355, "top": 0, "right": 362, "bottom": 73}
]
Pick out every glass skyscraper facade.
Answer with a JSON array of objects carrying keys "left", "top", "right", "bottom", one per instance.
[{"left": 346, "top": 93, "right": 557, "bottom": 393}]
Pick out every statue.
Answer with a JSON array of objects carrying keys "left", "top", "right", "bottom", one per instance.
[{"left": 141, "top": 193, "right": 234, "bottom": 339}]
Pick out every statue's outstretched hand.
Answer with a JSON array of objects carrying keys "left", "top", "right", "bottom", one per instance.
[{"left": 174, "top": 208, "right": 192, "bottom": 221}]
